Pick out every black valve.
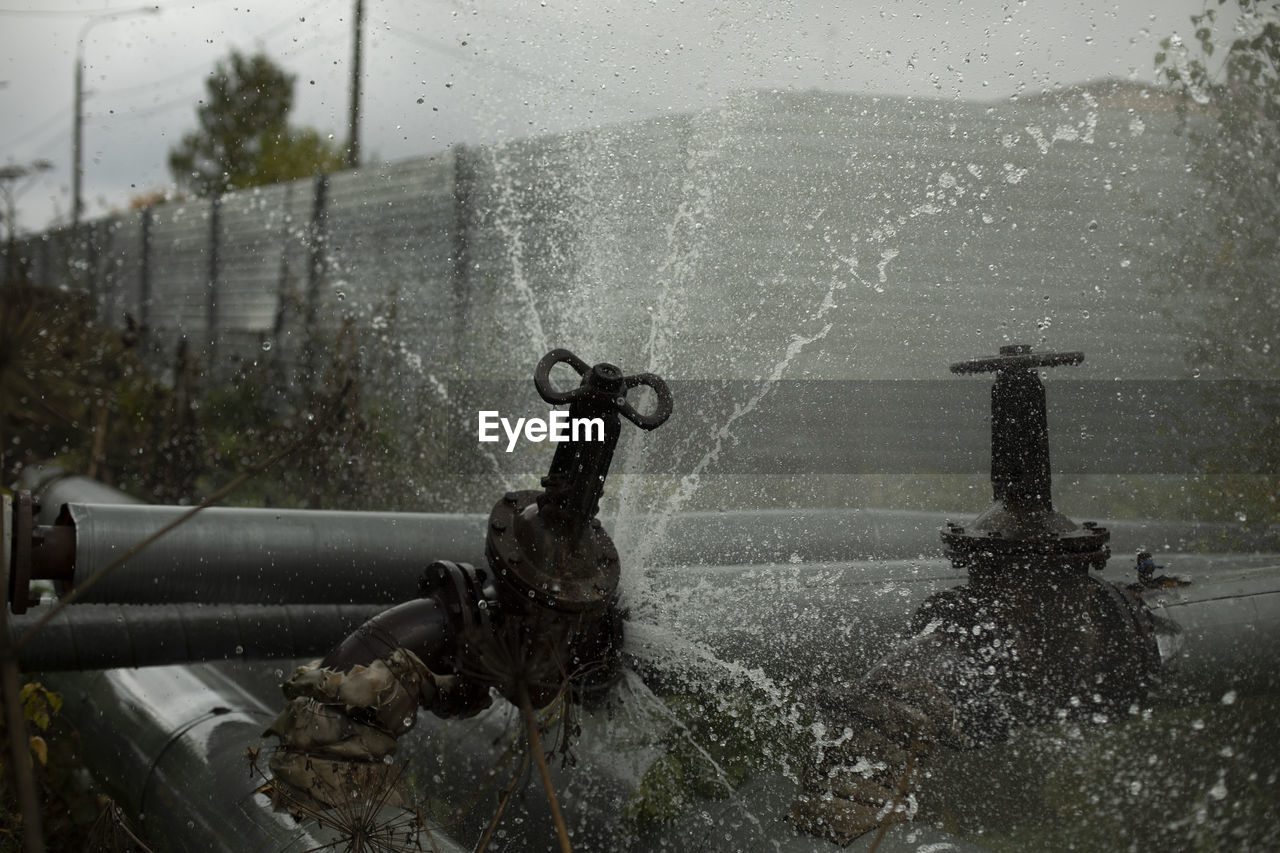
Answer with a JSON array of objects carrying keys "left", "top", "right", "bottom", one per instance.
[
  {"left": 532, "top": 348, "right": 673, "bottom": 526},
  {"left": 951, "top": 344, "right": 1081, "bottom": 516},
  {"left": 941, "top": 345, "right": 1109, "bottom": 583},
  {"left": 486, "top": 349, "right": 672, "bottom": 613}
]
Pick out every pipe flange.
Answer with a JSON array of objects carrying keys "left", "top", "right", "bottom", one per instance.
[
  {"left": 484, "top": 490, "right": 620, "bottom": 613},
  {"left": 418, "top": 560, "right": 498, "bottom": 628},
  {"left": 10, "top": 491, "right": 34, "bottom": 614},
  {"left": 942, "top": 526, "right": 1110, "bottom": 560}
]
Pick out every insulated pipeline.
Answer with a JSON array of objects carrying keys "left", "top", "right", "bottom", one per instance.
[
  {"left": 35, "top": 502, "right": 1275, "bottom": 607},
  {"left": 43, "top": 661, "right": 470, "bottom": 853},
  {"left": 8, "top": 602, "right": 385, "bottom": 671},
  {"left": 1142, "top": 562, "right": 1280, "bottom": 696},
  {"left": 58, "top": 503, "right": 487, "bottom": 604}
]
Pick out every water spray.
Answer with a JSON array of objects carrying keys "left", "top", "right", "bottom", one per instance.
[
  {"left": 266, "top": 348, "right": 672, "bottom": 812},
  {"left": 791, "top": 345, "right": 1159, "bottom": 845}
]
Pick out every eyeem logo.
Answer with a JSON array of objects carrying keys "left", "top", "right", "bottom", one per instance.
[{"left": 478, "top": 411, "right": 606, "bottom": 452}]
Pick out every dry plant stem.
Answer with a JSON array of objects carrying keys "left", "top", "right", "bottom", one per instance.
[
  {"left": 474, "top": 748, "right": 532, "bottom": 853},
  {"left": 86, "top": 403, "right": 109, "bottom": 480},
  {"left": 14, "top": 380, "right": 351, "bottom": 652},
  {"left": 0, "top": 646, "right": 45, "bottom": 852},
  {"left": 433, "top": 736, "right": 524, "bottom": 835},
  {"left": 867, "top": 724, "right": 920, "bottom": 853},
  {"left": 0, "top": 489, "right": 45, "bottom": 849},
  {"left": 519, "top": 687, "right": 573, "bottom": 853},
  {"left": 94, "top": 800, "right": 156, "bottom": 852}
]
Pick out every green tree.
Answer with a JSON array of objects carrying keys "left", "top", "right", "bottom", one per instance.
[
  {"left": 255, "top": 126, "right": 347, "bottom": 187},
  {"left": 168, "top": 51, "right": 344, "bottom": 196},
  {"left": 1154, "top": 1, "right": 1280, "bottom": 528},
  {"left": 1155, "top": 0, "right": 1280, "bottom": 378}
]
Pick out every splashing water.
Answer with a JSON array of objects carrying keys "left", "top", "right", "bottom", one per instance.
[
  {"left": 609, "top": 106, "right": 735, "bottom": 548},
  {"left": 488, "top": 143, "right": 552, "bottom": 366}
]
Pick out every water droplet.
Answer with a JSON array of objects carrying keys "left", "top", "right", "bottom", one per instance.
[
  {"left": 234, "top": 645, "right": 244, "bottom": 655},
  {"left": 1236, "top": 511, "right": 1248, "bottom": 523},
  {"left": 1221, "top": 690, "right": 1237, "bottom": 705},
  {"left": 402, "top": 717, "right": 413, "bottom": 727},
  {"left": 261, "top": 340, "right": 272, "bottom": 351},
  {"left": 336, "top": 291, "right": 346, "bottom": 301}
]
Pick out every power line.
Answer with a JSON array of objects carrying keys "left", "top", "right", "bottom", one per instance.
[
  {"left": 382, "top": 26, "right": 474, "bottom": 62},
  {"left": 115, "top": 91, "right": 196, "bottom": 121},
  {"left": 18, "top": 122, "right": 73, "bottom": 161},
  {"left": 90, "top": 0, "right": 338, "bottom": 100},
  {"left": 381, "top": 27, "right": 644, "bottom": 112},
  {"left": 254, "top": 0, "right": 335, "bottom": 46},
  {"left": 96, "top": 58, "right": 217, "bottom": 98},
  {"left": 0, "top": 0, "right": 228, "bottom": 16},
  {"left": 0, "top": 6, "right": 149, "bottom": 17},
  {"left": 0, "top": 107, "right": 69, "bottom": 151}
]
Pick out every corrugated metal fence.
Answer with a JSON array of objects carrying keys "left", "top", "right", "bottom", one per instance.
[{"left": 9, "top": 90, "right": 1264, "bottom": 495}]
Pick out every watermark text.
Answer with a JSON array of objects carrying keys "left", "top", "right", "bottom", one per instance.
[{"left": 478, "top": 410, "right": 605, "bottom": 452}]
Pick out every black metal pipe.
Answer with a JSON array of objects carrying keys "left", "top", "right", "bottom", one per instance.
[
  {"left": 8, "top": 602, "right": 385, "bottom": 671},
  {"left": 51, "top": 503, "right": 486, "bottom": 604},
  {"left": 18, "top": 499, "right": 1280, "bottom": 609}
]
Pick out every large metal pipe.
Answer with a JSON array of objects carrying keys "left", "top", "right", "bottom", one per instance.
[
  {"left": 1142, "top": 560, "right": 1280, "bottom": 697},
  {"left": 23, "top": 475, "right": 1280, "bottom": 851},
  {"left": 635, "top": 555, "right": 1280, "bottom": 700},
  {"left": 17, "top": 499, "right": 1277, "bottom": 608},
  {"left": 7, "top": 602, "right": 385, "bottom": 671},
  {"left": 46, "top": 661, "right": 468, "bottom": 853},
  {"left": 52, "top": 503, "right": 487, "bottom": 604},
  {"left": 47, "top": 555, "right": 1276, "bottom": 853}
]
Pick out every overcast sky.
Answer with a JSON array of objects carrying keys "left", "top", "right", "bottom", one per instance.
[{"left": 0, "top": 0, "right": 1217, "bottom": 233}]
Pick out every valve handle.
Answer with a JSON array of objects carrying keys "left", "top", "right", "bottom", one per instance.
[
  {"left": 620, "top": 371, "right": 674, "bottom": 430},
  {"left": 951, "top": 344, "right": 1083, "bottom": 375},
  {"left": 534, "top": 349, "right": 592, "bottom": 404},
  {"left": 949, "top": 344, "right": 1084, "bottom": 516},
  {"left": 534, "top": 348, "right": 673, "bottom": 430}
]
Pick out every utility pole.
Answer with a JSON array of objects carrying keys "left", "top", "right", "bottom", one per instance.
[
  {"left": 347, "top": 0, "right": 364, "bottom": 169},
  {"left": 72, "top": 54, "right": 83, "bottom": 226},
  {"left": 73, "top": 7, "right": 158, "bottom": 227},
  {"left": 1, "top": 160, "right": 53, "bottom": 285}
]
